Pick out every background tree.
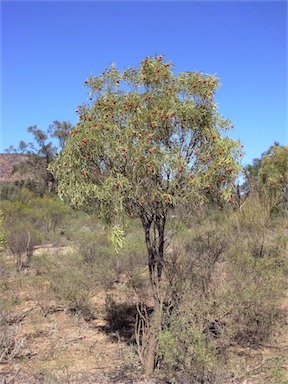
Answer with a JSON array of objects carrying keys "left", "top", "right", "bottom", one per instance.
[
  {"left": 51, "top": 55, "right": 242, "bottom": 374},
  {"left": 258, "top": 144, "right": 288, "bottom": 208},
  {"left": 242, "top": 143, "right": 287, "bottom": 212},
  {"left": 6, "top": 121, "right": 72, "bottom": 195}
]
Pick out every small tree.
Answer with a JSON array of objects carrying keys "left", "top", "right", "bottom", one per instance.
[
  {"left": 51, "top": 55, "right": 242, "bottom": 374},
  {"left": 6, "top": 121, "right": 72, "bottom": 195},
  {"left": 258, "top": 145, "right": 288, "bottom": 211}
]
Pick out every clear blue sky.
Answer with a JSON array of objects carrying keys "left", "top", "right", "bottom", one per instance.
[{"left": 1, "top": 0, "right": 287, "bottom": 166}]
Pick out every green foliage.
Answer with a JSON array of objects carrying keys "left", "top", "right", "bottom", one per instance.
[
  {"left": 226, "top": 251, "right": 286, "bottom": 345},
  {"left": 160, "top": 198, "right": 287, "bottom": 380},
  {"left": 48, "top": 251, "right": 96, "bottom": 319},
  {"left": 31, "top": 197, "right": 70, "bottom": 235},
  {"left": 74, "top": 229, "right": 111, "bottom": 264},
  {"left": 0, "top": 197, "right": 73, "bottom": 269},
  {"left": 243, "top": 144, "right": 287, "bottom": 212},
  {"left": 258, "top": 145, "right": 288, "bottom": 209},
  {"left": 1, "top": 201, "right": 43, "bottom": 269},
  {"left": 0, "top": 211, "right": 6, "bottom": 253},
  {"left": 158, "top": 308, "right": 219, "bottom": 383},
  {"left": 51, "top": 55, "right": 242, "bottom": 229},
  {"left": 6, "top": 121, "right": 72, "bottom": 195}
]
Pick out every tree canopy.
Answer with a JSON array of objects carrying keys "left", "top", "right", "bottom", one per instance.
[
  {"left": 51, "top": 55, "right": 242, "bottom": 227},
  {"left": 243, "top": 143, "right": 288, "bottom": 210}
]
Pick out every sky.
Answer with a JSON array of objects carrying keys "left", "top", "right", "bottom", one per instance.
[{"left": 1, "top": 0, "right": 287, "bottom": 167}]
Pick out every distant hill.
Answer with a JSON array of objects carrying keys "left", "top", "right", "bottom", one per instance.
[{"left": 0, "top": 153, "right": 29, "bottom": 183}]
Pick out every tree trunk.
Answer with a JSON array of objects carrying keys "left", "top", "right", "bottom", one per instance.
[
  {"left": 145, "top": 296, "right": 163, "bottom": 376},
  {"left": 140, "top": 212, "right": 166, "bottom": 376}
]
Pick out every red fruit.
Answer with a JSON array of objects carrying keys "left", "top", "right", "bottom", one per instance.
[
  {"left": 221, "top": 176, "right": 225, "bottom": 181},
  {"left": 179, "top": 168, "right": 183, "bottom": 173},
  {"left": 189, "top": 174, "right": 194, "bottom": 179},
  {"left": 171, "top": 111, "right": 176, "bottom": 116},
  {"left": 148, "top": 135, "right": 153, "bottom": 140},
  {"left": 212, "top": 135, "right": 216, "bottom": 140},
  {"left": 147, "top": 163, "right": 151, "bottom": 168},
  {"left": 121, "top": 147, "right": 126, "bottom": 152},
  {"left": 80, "top": 145, "right": 85, "bottom": 149},
  {"left": 87, "top": 155, "right": 91, "bottom": 159},
  {"left": 151, "top": 124, "right": 155, "bottom": 129},
  {"left": 118, "top": 139, "right": 122, "bottom": 143}
]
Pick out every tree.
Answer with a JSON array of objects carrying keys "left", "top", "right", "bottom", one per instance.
[
  {"left": 6, "top": 121, "right": 72, "bottom": 195},
  {"left": 242, "top": 143, "right": 287, "bottom": 211},
  {"left": 258, "top": 144, "right": 288, "bottom": 211},
  {"left": 50, "top": 55, "right": 242, "bottom": 375}
]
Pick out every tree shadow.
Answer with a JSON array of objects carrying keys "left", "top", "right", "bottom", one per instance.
[{"left": 95, "top": 298, "right": 154, "bottom": 346}]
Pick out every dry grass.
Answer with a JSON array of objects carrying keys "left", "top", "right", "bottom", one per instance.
[{"left": 0, "top": 242, "right": 287, "bottom": 384}]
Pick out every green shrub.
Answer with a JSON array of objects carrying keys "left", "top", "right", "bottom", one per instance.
[
  {"left": 225, "top": 250, "right": 286, "bottom": 345},
  {"left": 47, "top": 252, "right": 95, "bottom": 319},
  {"left": 158, "top": 306, "right": 220, "bottom": 384}
]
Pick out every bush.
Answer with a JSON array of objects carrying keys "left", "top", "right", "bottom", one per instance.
[
  {"left": 48, "top": 252, "right": 96, "bottom": 320},
  {"left": 158, "top": 304, "right": 220, "bottom": 384},
  {"left": 2, "top": 200, "right": 44, "bottom": 271},
  {"left": 225, "top": 251, "right": 286, "bottom": 345},
  {"left": 74, "top": 229, "right": 111, "bottom": 264}
]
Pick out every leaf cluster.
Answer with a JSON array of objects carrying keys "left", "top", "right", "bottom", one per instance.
[{"left": 51, "top": 56, "right": 242, "bottom": 226}]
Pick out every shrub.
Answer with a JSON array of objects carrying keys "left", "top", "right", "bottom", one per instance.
[
  {"left": 48, "top": 252, "right": 96, "bottom": 320},
  {"left": 225, "top": 250, "right": 286, "bottom": 345},
  {"left": 158, "top": 305, "right": 220, "bottom": 384}
]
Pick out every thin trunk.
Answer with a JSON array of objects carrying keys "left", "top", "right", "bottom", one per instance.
[
  {"left": 140, "top": 211, "right": 166, "bottom": 376},
  {"left": 145, "top": 298, "right": 163, "bottom": 376}
]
